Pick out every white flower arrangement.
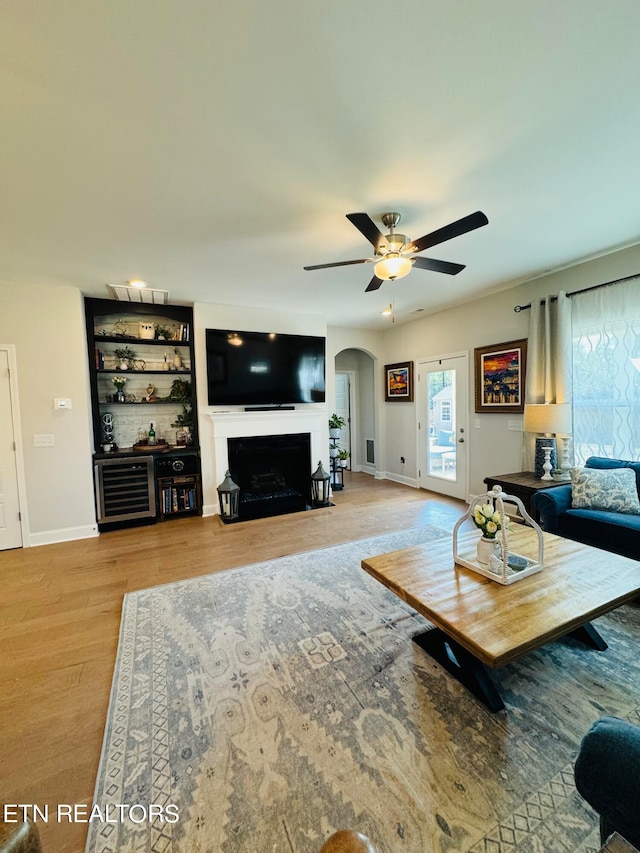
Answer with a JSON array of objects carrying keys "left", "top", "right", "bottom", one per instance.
[
  {"left": 472, "top": 503, "right": 502, "bottom": 539},
  {"left": 112, "top": 376, "right": 127, "bottom": 391}
]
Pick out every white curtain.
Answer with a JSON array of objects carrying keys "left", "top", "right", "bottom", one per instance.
[
  {"left": 523, "top": 292, "right": 572, "bottom": 470},
  {"left": 571, "top": 277, "right": 640, "bottom": 463}
]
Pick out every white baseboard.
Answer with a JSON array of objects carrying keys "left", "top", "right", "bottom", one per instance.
[
  {"left": 384, "top": 472, "right": 419, "bottom": 488},
  {"left": 202, "top": 503, "right": 219, "bottom": 518},
  {"left": 29, "top": 523, "right": 99, "bottom": 547}
]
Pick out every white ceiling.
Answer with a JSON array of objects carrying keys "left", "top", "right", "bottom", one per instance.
[{"left": 2, "top": 1, "right": 640, "bottom": 329}]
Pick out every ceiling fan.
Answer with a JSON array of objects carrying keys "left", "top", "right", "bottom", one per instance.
[{"left": 304, "top": 210, "right": 488, "bottom": 292}]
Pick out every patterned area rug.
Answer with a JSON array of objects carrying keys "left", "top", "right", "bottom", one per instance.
[{"left": 87, "top": 525, "right": 640, "bottom": 853}]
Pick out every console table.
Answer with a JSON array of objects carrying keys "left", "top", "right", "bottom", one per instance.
[{"left": 483, "top": 471, "right": 564, "bottom": 523}]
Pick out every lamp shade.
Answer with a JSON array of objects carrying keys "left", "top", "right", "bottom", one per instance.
[
  {"left": 523, "top": 403, "right": 572, "bottom": 436},
  {"left": 373, "top": 255, "right": 412, "bottom": 281}
]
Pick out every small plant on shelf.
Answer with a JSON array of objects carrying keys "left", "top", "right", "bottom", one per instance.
[
  {"left": 329, "top": 413, "right": 346, "bottom": 430},
  {"left": 114, "top": 346, "right": 137, "bottom": 369},
  {"left": 169, "top": 378, "right": 193, "bottom": 427},
  {"left": 337, "top": 448, "right": 350, "bottom": 467},
  {"left": 155, "top": 324, "right": 174, "bottom": 340}
]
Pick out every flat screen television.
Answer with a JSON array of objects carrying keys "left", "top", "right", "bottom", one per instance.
[{"left": 206, "top": 328, "right": 326, "bottom": 406}]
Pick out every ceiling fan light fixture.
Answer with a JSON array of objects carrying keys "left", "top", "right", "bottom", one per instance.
[
  {"left": 374, "top": 254, "right": 412, "bottom": 281},
  {"left": 385, "top": 234, "right": 409, "bottom": 253}
]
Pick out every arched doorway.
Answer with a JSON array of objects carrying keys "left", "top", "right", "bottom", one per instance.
[{"left": 335, "top": 348, "right": 376, "bottom": 473}]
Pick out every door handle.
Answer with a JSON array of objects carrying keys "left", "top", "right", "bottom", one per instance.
[{"left": 458, "top": 438, "right": 465, "bottom": 443}]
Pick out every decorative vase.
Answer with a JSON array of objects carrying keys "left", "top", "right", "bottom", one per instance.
[
  {"left": 119, "top": 360, "right": 129, "bottom": 370},
  {"left": 477, "top": 536, "right": 502, "bottom": 566},
  {"left": 329, "top": 427, "right": 341, "bottom": 440}
]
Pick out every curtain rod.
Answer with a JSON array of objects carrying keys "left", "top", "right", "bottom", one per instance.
[{"left": 513, "top": 272, "right": 640, "bottom": 312}]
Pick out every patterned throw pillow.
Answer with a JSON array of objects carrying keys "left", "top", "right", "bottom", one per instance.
[{"left": 570, "top": 466, "right": 640, "bottom": 514}]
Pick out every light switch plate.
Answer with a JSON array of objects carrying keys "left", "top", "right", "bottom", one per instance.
[{"left": 33, "top": 434, "right": 55, "bottom": 446}]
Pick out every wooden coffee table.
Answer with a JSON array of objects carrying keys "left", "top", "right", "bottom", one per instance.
[{"left": 361, "top": 526, "right": 640, "bottom": 712}]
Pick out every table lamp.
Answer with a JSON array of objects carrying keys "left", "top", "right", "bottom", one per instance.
[{"left": 523, "top": 403, "right": 572, "bottom": 480}]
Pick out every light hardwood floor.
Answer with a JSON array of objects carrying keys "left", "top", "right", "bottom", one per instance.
[{"left": 0, "top": 473, "right": 465, "bottom": 852}]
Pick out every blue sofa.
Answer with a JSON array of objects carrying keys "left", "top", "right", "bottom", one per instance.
[{"left": 532, "top": 456, "right": 640, "bottom": 560}]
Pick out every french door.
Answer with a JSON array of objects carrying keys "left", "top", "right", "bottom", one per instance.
[{"left": 417, "top": 354, "right": 468, "bottom": 500}]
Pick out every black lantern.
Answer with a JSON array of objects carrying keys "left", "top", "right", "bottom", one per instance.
[
  {"left": 217, "top": 469, "right": 240, "bottom": 521},
  {"left": 311, "top": 460, "right": 330, "bottom": 507}
]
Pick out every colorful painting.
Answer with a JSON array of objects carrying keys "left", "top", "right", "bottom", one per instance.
[
  {"left": 385, "top": 361, "right": 414, "bottom": 402},
  {"left": 474, "top": 339, "right": 527, "bottom": 413}
]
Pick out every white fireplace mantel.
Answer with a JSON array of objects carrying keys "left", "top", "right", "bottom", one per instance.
[{"left": 208, "top": 409, "right": 327, "bottom": 486}]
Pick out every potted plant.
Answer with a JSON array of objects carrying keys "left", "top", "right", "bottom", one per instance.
[
  {"left": 155, "top": 324, "right": 174, "bottom": 341},
  {"left": 169, "top": 379, "right": 193, "bottom": 429},
  {"left": 329, "top": 413, "right": 346, "bottom": 439},
  {"left": 112, "top": 375, "right": 127, "bottom": 402},
  {"left": 114, "top": 346, "right": 137, "bottom": 370},
  {"left": 338, "top": 448, "right": 350, "bottom": 468}
]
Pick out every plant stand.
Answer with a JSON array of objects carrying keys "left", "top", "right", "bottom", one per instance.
[
  {"left": 330, "top": 457, "right": 344, "bottom": 491},
  {"left": 329, "top": 431, "right": 344, "bottom": 491}
]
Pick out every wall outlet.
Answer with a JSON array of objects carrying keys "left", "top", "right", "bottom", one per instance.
[
  {"left": 34, "top": 434, "right": 55, "bottom": 447},
  {"left": 474, "top": 419, "right": 480, "bottom": 429}
]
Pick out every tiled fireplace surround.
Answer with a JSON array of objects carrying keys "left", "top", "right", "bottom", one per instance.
[{"left": 208, "top": 410, "right": 326, "bottom": 516}]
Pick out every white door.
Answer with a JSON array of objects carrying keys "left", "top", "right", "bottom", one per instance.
[
  {"left": 335, "top": 372, "right": 352, "bottom": 467},
  {"left": 417, "top": 354, "right": 468, "bottom": 500},
  {"left": 0, "top": 350, "right": 23, "bottom": 549}
]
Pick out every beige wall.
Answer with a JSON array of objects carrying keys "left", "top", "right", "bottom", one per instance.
[
  {"left": 2, "top": 241, "right": 638, "bottom": 543},
  {"left": 382, "top": 242, "right": 640, "bottom": 498},
  {"left": 0, "top": 283, "right": 97, "bottom": 544}
]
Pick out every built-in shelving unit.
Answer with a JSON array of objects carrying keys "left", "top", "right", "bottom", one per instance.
[
  {"left": 85, "top": 297, "right": 198, "bottom": 451},
  {"left": 84, "top": 297, "right": 201, "bottom": 528}
]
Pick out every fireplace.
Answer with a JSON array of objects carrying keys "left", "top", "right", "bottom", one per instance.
[{"left": 227, "top": 432, "right": 312, "bottom": 521}]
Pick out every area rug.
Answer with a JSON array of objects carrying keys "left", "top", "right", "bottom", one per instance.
[{"left": 87, "top": 525, "right": 640, "bottom": 853}]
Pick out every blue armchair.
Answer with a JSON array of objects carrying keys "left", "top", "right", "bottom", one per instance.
[{"left": 532, "top": 456, "right": 640, "bottom": 559}]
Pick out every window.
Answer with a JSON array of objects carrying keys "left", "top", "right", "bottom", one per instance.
[{"left": 572, "top": 280, "right": 640, "bottom": 463}]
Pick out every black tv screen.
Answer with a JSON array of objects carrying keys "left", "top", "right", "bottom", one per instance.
[{"left": 206, "top": 328, "right": 326, "bottom": 405}]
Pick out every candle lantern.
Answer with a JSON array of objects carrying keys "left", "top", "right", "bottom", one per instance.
[
  {"left": 311, "top": 460, "right": 331, "bottom": 507},
  {"left": 217, "top": 469, "right": 240, "bottom": 521}
]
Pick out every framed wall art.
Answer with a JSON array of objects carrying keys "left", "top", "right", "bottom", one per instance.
[
  {"left": 384, "top": 361, "right": 414, "bottom": 402},
  {"left": 474, "top": 339, "right": 527, "bottom": 413}
]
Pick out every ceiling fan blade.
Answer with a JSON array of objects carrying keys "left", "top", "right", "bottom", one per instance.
[
  {"left": 304, "top": 259, "right": 369, "bottom": 271},
  {"left": 411, "top": 257, "right": 466, "bottom": 275},
  {"left": 406, "top": 211, "right": 489, "bottom": 254},
  {"left": 346, "top": 213, "right": 390, "bottom": 253},
  {"left": 365, "top": 275, "right": 383, "bottom": 292}
]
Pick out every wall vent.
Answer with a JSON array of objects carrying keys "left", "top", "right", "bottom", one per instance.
[{"left": 366, "top": 439, "right": 375, "bottom": 464}]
